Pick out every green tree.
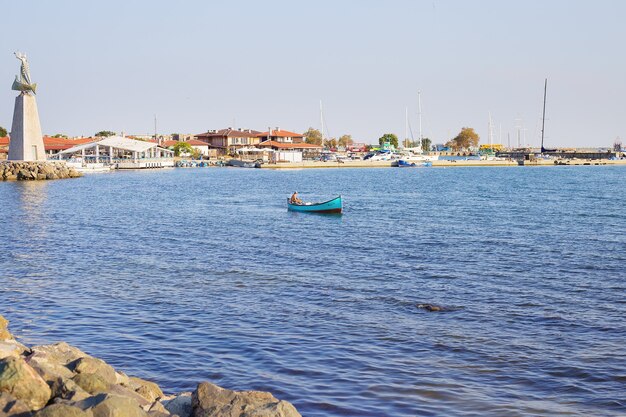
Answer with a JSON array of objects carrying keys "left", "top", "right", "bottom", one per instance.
[
  {"left": 304, "top": 127, "right": 322, "bottom": 146},
  {"left": 337, "top": 134, "right": 353, "bottom": 149},
  {"left": 324, "top": 138, "right": 337, "bottom": 150},
  {"left": 421, "top": 137, "right": 432, "bottom": 153},
  {"left": 0, "top": 126, "right": 7, "bottom": 137},
  {"left": 52, "top": 133, "right": 68, "bottom": 138},
  {"left": 378, "top": 133, "right": 398, "bottom": 148},
  {"left": 95, "top": 130, "right": 116, "bottom": 137},
  {"left": 173, "top": 141, "right": 194, "bottom": 156},
  {"left": 402, "top": 139, "right": 421, "bottom": 148},
  {"left": 447, "top": 127, "right": 479, "bottom": 150}
]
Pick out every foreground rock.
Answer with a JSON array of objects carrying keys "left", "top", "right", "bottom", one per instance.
[
  {"left": 0, "top": 161, "right": 81, "bottom": 181},
  {"left": 192, "top": 382, "right": 300, "bottom": 417},
  {"left": 0, "top": 314, "right": 301, "bottom": 417},
  {"left": 0, "top": 356, "right": 51, "bottom": 410}
]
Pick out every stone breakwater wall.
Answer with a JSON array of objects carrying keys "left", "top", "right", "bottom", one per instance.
[
  {"left": 0, "top": 161, "right": 82, "bottom": 181},
  {"left": 0, "top": 314, "right": 301, "bottom": 417}
]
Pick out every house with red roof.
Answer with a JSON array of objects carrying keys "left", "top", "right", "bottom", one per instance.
[
  {"left": 256, "top": 128, "right": 305, "bottom": 144},
  {"left": 160, "top": 139, "right": 217, "bottom": 158},
  {"left": 194, "top": 128, "right": 261, "bottom": 156},
  {"left": 256, "top": 140, "right": 322, "bottom": 163}
]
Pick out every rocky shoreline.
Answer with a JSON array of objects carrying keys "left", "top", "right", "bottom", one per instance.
[
  {"left": 0, "top": 315, "right": 300, "bottom": 417},
  {"left": 0, "top": 161, "right": 82, "bottom": 181}
]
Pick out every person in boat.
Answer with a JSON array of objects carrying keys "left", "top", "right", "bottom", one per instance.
[{"left": 290, "top": 191, "right": 302, "bottom": 205}]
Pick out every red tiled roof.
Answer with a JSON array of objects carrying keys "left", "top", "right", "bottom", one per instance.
[
  {"left": 43, "top": 137, "right": 97, "bottom": 150},
  {"left": 257, "top": 129, "right": 304, "bottom": 138},
  {"left": 257, "top": 140, "right": 321, "bottom": 149},
  {"left": 187, "top": 139, "right": 209, "bottom": 146},
  {"left": 196, "top": 128, "right": 261, "bottom": 138},
  {"left": 0, "top": 136, "right": 97, "bottom": 151}
]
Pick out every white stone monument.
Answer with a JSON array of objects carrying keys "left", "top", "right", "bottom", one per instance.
[{"left": 8, "top": 52, "right": 46, "bottom": 161}]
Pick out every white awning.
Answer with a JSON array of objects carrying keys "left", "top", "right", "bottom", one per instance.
[{"left": 58, "top": 136, "right": 171, "bottom": 155}]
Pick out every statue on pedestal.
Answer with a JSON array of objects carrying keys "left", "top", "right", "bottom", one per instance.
[
  {"left": 8, "top": 52, "right": 46, "bottom": 161},
  {"left": 12, "top": 52, "right": 37, "bottom": 94}
]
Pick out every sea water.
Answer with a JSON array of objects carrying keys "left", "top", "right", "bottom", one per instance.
[{"left": 1, "top": 166, "right": 624, "bottom": 416}]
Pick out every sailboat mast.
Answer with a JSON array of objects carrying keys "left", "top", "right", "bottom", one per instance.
[
  {"left": 405, "top": 107, "right": 408, "bottom": 148},
  {"left": 541, "top": 78, "right": 547, "bottom": 153},
  {"left": 320, "top": 100, "right": 324, "bottom": 149},
  {"left": 488, "top": 112, "right": 493, "bottom": 150},
  {"left": 418, "top": 91, "right": 423, "bottom": 151}
]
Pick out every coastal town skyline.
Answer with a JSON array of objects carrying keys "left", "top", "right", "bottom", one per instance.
[{"left": 1, "top": 0, "right": 624, "bottom": 148}]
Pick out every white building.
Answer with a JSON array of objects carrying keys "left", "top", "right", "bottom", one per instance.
[{"left": 54, "top": 136, "right": 174, "bottom": 169}]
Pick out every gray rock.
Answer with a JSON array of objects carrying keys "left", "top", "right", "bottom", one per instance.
[
  {"left": 50, "top": 377, "right": 91, "bottom": 402},
  {"left": 30, "top": 342, "right": 89, "bottom": 367},
  {"left": 115, "top": 371, "right": 131, "bottom": 387},
  {"left": 70, "top": 357, "right": 117, "bottom": 386},
  {"left": 146, "top": 412, "right": 171, "bottom": 417},
  {"left": 192, "top": 382, "right": 301, "bottom": 417},
  {"left": 163, "top": 392, "right": 191, "bottom": 417},
  {"left": 0, "top": 356, "right": 51, "bottom": 411},
  {"left": 33, "top": 403, "right": 92, "bottom": 417},
  {"left": 0, "top": 391, "right": 34, "bottom": 417},
  {"left": 0, "top": 339, "right": 29, "bottom": 360},
  {"left": 87, "top": 394, "right": 148, "bottom": 417},
  {"left": 107, "top": 384, "right": 151, "bottom": 409},
  {"left": 148, "top": 399, "right": 168, "bottom": 414},
  {"left": 26, "top": 353, "right": 75, "bottom": 385},
  {"left": 129, "top": 377, "right": 164, "bottom": 403},
  {"left": 72, "top": 373, "right": 110, "bottom": 395}
]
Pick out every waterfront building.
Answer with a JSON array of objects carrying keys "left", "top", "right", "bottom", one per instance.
[
  {"left": 53, "top": 136, "right": 174, "bottom": 169},
  {"left": 256, "top": 140, "right": 322, "bottom": 162},
  {"left": 160, "top": 139, "right": 217, "bottom": 158},
  {"left": 194, "top": 128, "right": 261, "bottom": 156},
  {"left": 256, "top": 128, "right": 305, "bottom": 144}
]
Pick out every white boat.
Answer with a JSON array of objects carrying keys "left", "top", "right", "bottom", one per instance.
[
  {"left": 400, "top": 92, "right": 439, "bottom": 162},
  {"left": 400, "top": 150, "right": 439, "bottom": 162},
  {"left": 367, "top": 151, "right": 396, "bottom": 161},
  {"left": 227, "top": 159, "right": 261, "bottom": 168},
  {"left": 65, "top": 161, "right": 114, "bottom": 173}
]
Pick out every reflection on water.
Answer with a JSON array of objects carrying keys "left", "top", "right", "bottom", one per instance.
[
  {"left": 11, "top": 181, "right": 50, "bottom": 243},
  {"left": 16, "top": 181, "right": 48, "bottom": 221}
]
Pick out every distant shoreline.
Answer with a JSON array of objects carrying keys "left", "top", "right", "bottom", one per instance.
[{"left": 258, "top": 158, "right": 626, "bottom": 169}]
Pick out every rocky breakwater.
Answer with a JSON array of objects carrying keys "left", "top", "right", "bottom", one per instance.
[
  {"left": 0, "top": 314, "right": 301, "bottom": 417},
  {"left": 0, "top": 161, "right": 82, "bottom": 181}
]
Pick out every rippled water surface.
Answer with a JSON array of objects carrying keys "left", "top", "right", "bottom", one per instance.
[{"left": 1, "top": 166, "right": 625, "bottom": 416}]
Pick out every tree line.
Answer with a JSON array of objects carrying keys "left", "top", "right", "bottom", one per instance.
[{"left": 304, "top": 126, "right": 479, "bottom": 152}]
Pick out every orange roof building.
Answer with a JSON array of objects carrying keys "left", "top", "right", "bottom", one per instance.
[{"left": 256, "top": 128, "right": 304, "bottom": 144}]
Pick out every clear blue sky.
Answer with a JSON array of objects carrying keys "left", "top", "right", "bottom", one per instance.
[{"left": 1, "top": 0, "right": 624, "bottom": 147}]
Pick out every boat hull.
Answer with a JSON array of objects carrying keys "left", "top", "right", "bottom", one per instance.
[
  {"left": 228, "top": 159, "right": 261, "bottom": 168},
  {"left": 397, "top": 160, "right": 432, "bottom": 167},
  {"left": 287, "top": 196, "right": 342, "bottom": 214}
]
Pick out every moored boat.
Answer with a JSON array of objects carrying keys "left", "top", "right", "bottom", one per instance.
[
  {"left": 287, "top": 196, "right": 342, "bottom": 214},
  {"left": 397, "top": 159, "right": 432, "bottom": 167},
  {"left": 228, "top": 159, "right": 261, "bottom": 168}
]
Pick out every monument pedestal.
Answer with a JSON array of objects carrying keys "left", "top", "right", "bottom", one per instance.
[{"left": 8, "top": 93, "right": 46, "bottom": 161}]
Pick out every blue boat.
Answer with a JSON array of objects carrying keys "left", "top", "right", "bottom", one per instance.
[
  {"left": 287, "top": 196, "right": 342, "bottom": 214},
  {"left": 397, "top": 160, "right": 432, "bottom": 168}
]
